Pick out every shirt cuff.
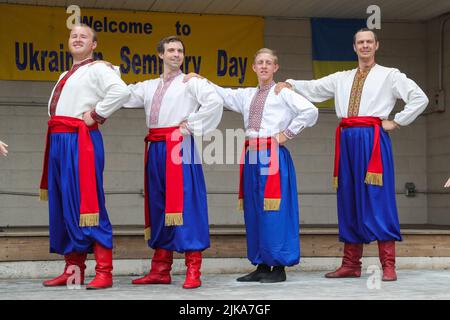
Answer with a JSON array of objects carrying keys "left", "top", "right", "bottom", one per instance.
[
  {"left": 283, "top": 128, "right": 297, "bottom": 140},
  {"left": 91, "top": 110, "right": 107, "bottom": 124}
]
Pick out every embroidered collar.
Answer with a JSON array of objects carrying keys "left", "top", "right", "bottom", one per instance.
[
  {"left": 161, "top": 69, "right": 182, "bottom": 81},
  {"left": 71, "top": 58, "right": 94, "bottom": 70},
  {"left": 358, "top": 63, "right": 376, "bottom": 74},
  {"left": 258, "top": 81, "right": 275, "bottom": 91}
]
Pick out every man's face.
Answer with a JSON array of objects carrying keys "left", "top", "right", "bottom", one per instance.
[
  {"left": 353, "top": 31, "right": 379, "bottom": 60},
  {"left": 68, "top": 26, "right": 97, "bottom": 59},
  {"left": 159, "top": 41, "right": 184, "bottom": 70},
  {"left": 252, "top": 53, "right": 279, "bottom": 82}
]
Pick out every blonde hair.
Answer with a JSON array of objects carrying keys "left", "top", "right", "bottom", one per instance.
[
  {"left": 71, "top": 23, "right": 97, "bottom": 42},
  {"left": 253, "top": 48, "right": 278, "bottom": 64}
]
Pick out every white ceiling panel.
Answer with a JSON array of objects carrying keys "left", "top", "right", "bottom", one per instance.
[
  {"left": 229, "top": 0, "right": 273, "bottom": 15},
  {"left": 64, "top": 0, "right": 95, "bottom": 8},
  {"left": 36, "top": 0, "right": 66, "bottom": 6},
  {"left": 149, "top": 0, "right": 185, "bottom": 12},
  {"left": 175, "top": 0, "right": 214, "bottom": 13},
  {"left": 93, "top": 0, "right": 129, "bottom": 10},
  {"left": 1, "top": 0, "right": 449, "bottom": 21},
  {"left": 203, "top": 0, "right": 241, "bottom": 15},
  {"left": 124, "top": 0, "right": 157, "bottom": 10},
  {"left": 239, "top": 0, "right": 298, "bottom": 17}
]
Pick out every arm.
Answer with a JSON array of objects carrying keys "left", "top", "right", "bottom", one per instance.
[
  {"left": 123, "top": 81, "right": 147, "bottom": 109},
  {"left": 184, "top": 73, "right": 246, "bottom": 114},
  {"left": 279, "top": 88, "right": 319, "bottom": 139},
  {"left": 0, "top": 140, "right": 8, "bottom": 156},
  {"left": 445, "top": 177, "right": 450, "bottom": 188},
  {"left": 286, "top": 72, "right": 339, "bottom": 103},
  {"left": 89, "top": 64, "right": 131, "bottom": 123},
  {"left": 210, "top": 83, "right": 247, "bottom": 114},
  {"left": 391, "top": 69, "right": 429, "bottom": 126},
  {"left": 185, "top": 78, "right": 224, "bottom": 135}
]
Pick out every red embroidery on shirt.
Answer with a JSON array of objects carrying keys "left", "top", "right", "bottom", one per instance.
[
  {"left": 248, "top": 81, "right": 275, "bottom": 131},
  {"left": 149, "top": 70, "right": 182, "bottom": 125},
  {"left": 49, "top": 59, "right": 94, "bottom": 116}
]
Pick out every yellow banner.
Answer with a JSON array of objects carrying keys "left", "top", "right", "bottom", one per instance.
[{"left": 0, "top": 4, "right": 263, "bottom": 86}]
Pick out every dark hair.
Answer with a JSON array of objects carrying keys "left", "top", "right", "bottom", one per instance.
[
  {"left": 353, "top": 28, "right": 378, "bottom": 44},
  {"left": 157, "top": 36, "right": 185, "bottom": 54}
]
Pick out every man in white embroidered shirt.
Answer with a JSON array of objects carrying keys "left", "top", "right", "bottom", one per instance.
[
  {"left": 124, "top": 36, "right": 223, "bottom": 289},
  {"left": 40, "top": 24, "right": 130, "bottom": 290},
  {"left": 276, "top": 28, "right": 429, "bottom": 281},
  {"left": 186, "top": 48, "right": 319, "bottom": 283}
]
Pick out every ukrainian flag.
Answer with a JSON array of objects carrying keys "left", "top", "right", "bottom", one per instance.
[{"left": 311, "top": 18, "right": 367, "bottom": 108}]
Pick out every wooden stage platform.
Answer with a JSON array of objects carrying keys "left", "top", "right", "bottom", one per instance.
[{"left": 2, "top": 225, "right": 450, "bottom": 261}]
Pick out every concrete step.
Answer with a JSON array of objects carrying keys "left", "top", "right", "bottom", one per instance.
[{"left": 2, "top": 257, "right": 450, "bottom": 279}]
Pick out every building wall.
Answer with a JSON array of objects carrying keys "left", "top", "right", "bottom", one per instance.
[
  {"left": 426, "top": 16, "right": 450, "bottom": 224},
  {"left": 0, "top": 18, "right": 431, "bottom": 227}
]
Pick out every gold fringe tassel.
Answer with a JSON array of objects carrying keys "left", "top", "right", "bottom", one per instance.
[
  {"left": 365, "top": 172, "right": 383, "bottom": 186},
  {"left": 165, "top": 213, "right": 183, "bottom": 226},
  {"left": 144, "top": 227, "right": 151, "bottom": 241},
  {"left": 39, "top": 189, "right": 48, "bottom": 201},
  {"left": 238, "top": 199, "right": 244, "bottom": 211},
  {"left": 79, "top": 213, "right": 99, "bottom": 227},
  {"left": 264, "top": 198, "right": 281, "bottom": 211},
  {"left": 333, "top": 177, "right": 338, "bottom": 190}
]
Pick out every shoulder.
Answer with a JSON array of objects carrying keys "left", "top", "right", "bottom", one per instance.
[
  {"left": 337, "top": 68, "right": 356, "bottom": 78},
  {"left": 129, "top": 79, "right": 152, "bottom": 88},
  {"left": 277, "top": 86, "right": 304, "bottom": 101},
  {"left": 277, "top": 86, "right": 294, "bottom": 98},
  {"left": 234, "top": 86, "right": 257, "bottom": 97},
  {"left": 86, "top": 62, "right": 125, "bottom": 82},
  {"left": 318, "top": 69, "right": 354, "bottom": 81},
  {"left": 185, "top": 74, "right": 202, "bottom": 85},
  {"left": 185, "top": 75, "right": 213, "bottom": 91},
  {"left": 374, "top": 64, "right": 400, "bottom": 76},
  {"left": 88, "top": 61, "right": 109, "bottom": 71},
  {"left": 375, "top": 64, "right": 395, "bottom": 72}
]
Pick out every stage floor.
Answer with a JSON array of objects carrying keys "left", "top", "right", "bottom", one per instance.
[{"left": 1, "top": 270, "right": 450, "bottom": 300}]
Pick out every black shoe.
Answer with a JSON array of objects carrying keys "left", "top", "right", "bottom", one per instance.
[
  {"left": 236, "top": 264, "right": 271, "bottom": 282},
  {"left": 260, "top": 266, "right": 286, "bottom": 283}
]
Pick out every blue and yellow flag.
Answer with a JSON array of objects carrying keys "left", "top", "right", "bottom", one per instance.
[{"left": 311, "top": 18, "right": 366, "bottom": 107}]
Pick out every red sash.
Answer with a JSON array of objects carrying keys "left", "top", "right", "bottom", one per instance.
[
  {"left": 143, "top": 127, "right": 184, "bottom": 240},
  {"left": 238, "top": 137, "right": 281, "bottom": 211},
  {"left": 333, "top": 116, "right": 383, "bottom": 189},
  {"left": 40, "top": 116, "right": 100, "bottom": 227}
]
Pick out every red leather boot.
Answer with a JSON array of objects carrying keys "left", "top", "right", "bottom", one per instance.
[
  {"left": 378, "top": 240, "right": 397, "bottom": 281},
  {"left": 183, "top": 251, "right": 202, "bottom": 289},
  {"left": 43, "top": 252, "right": 87, "bottom": 287},
  {"left": 325, "top": 243, "right": 364, "bottom": 278},
  {"left": 132, "top": 248, "right": 173, "bottom": 285},
  {"left": 86, "top": 243, "right": 113, "bottom": 289}
]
